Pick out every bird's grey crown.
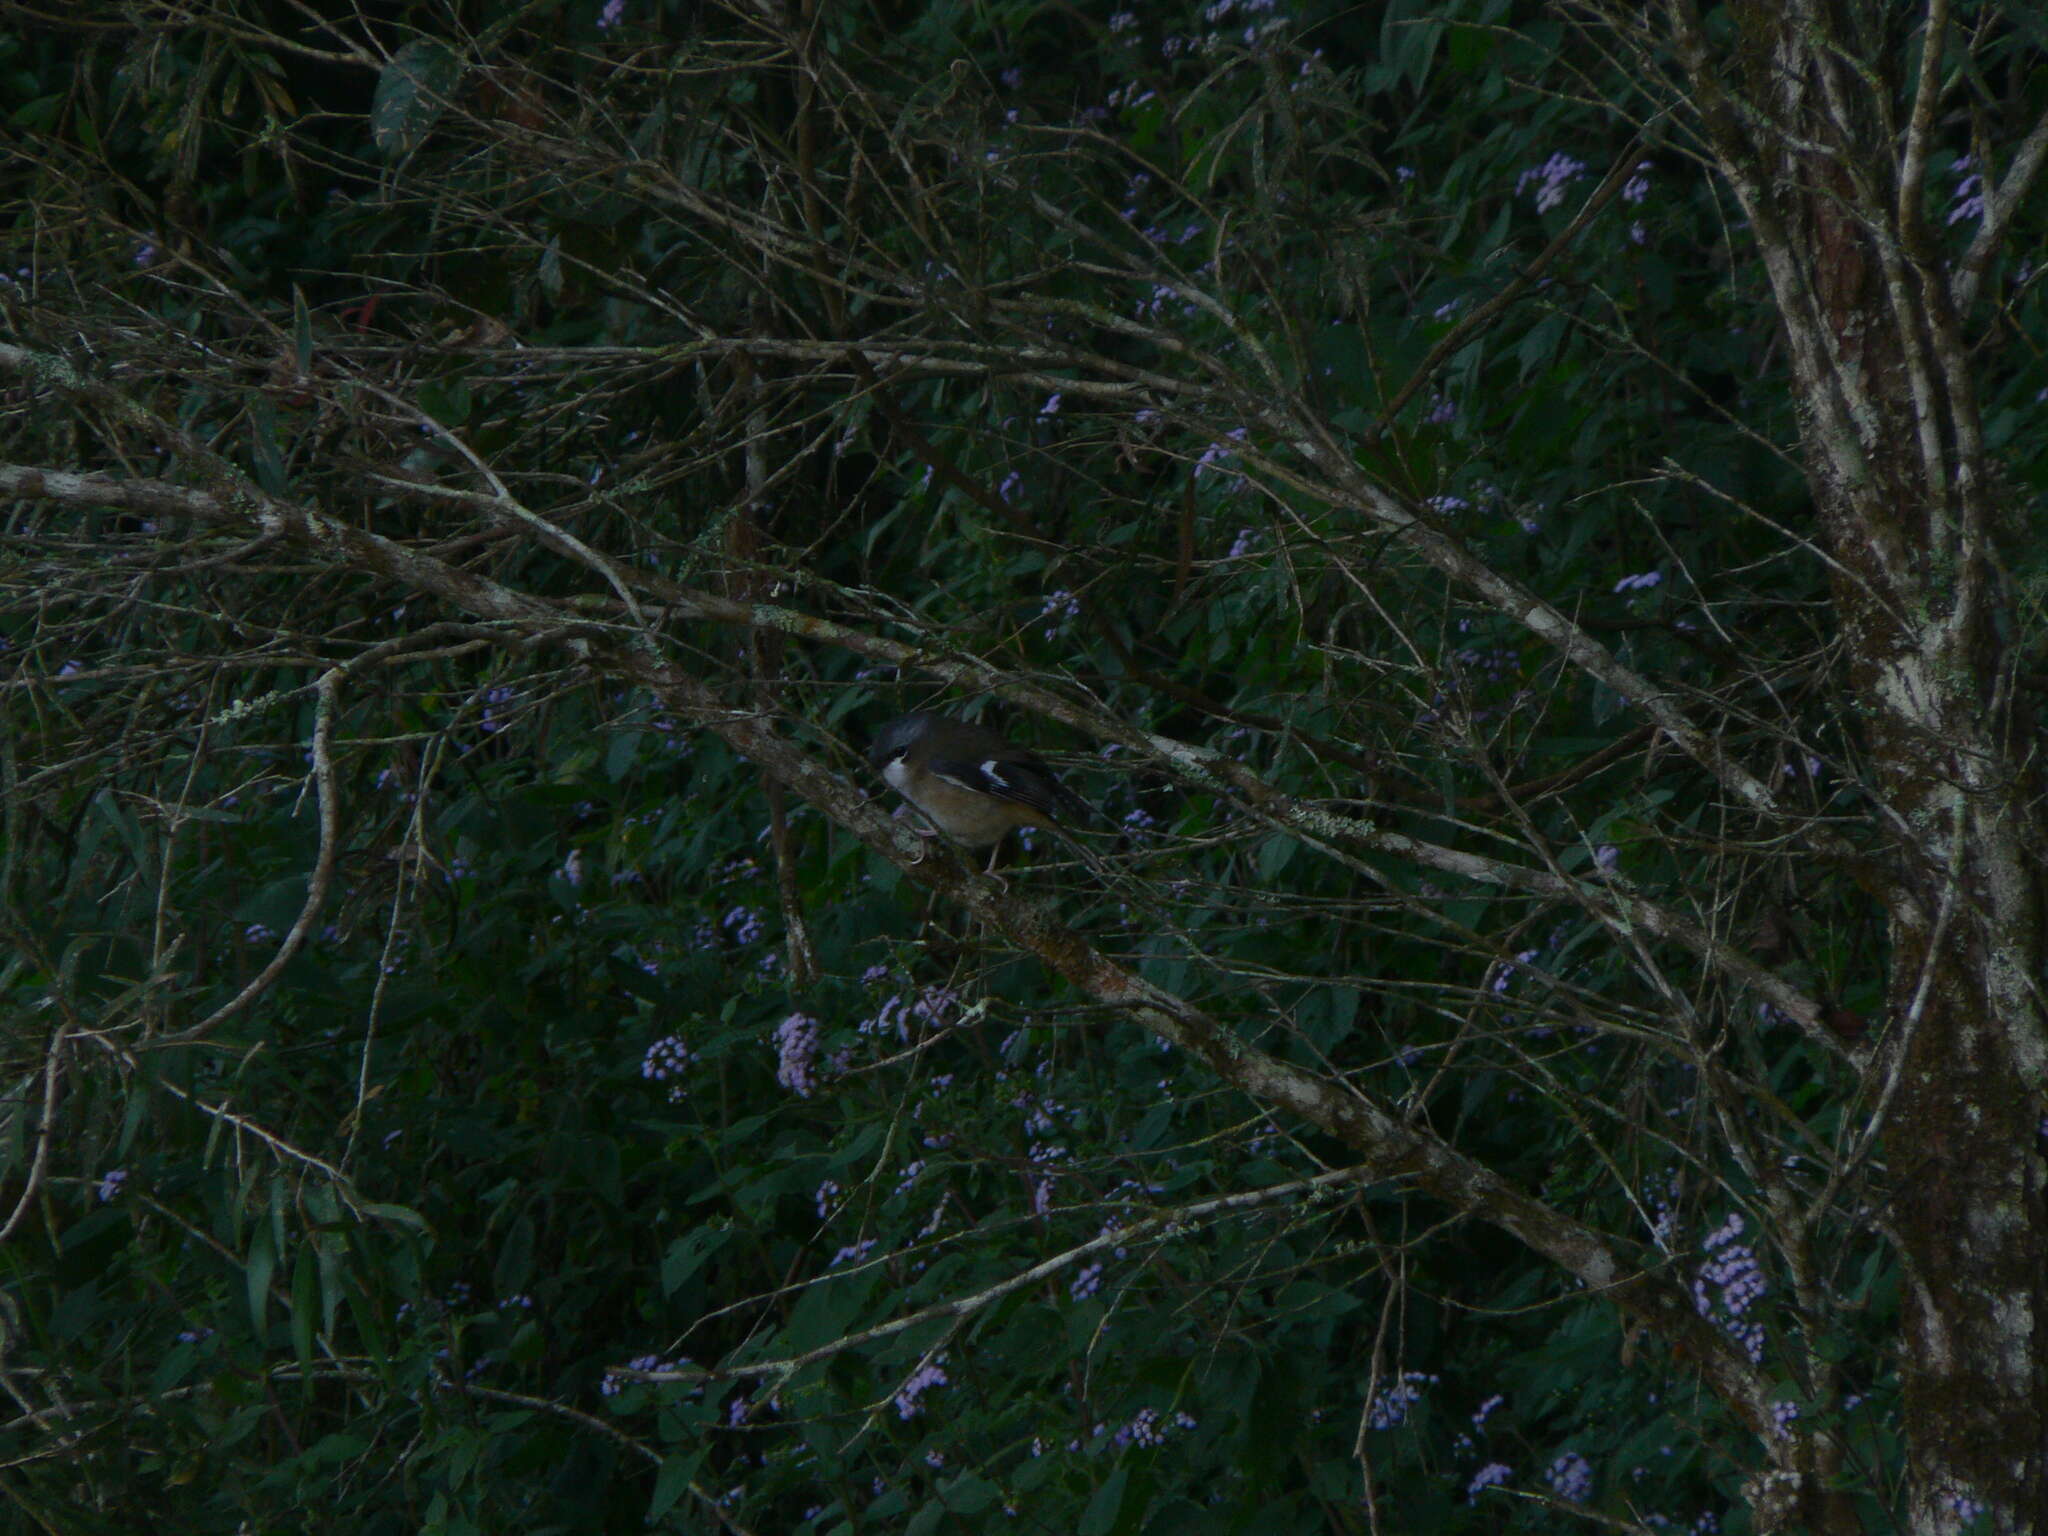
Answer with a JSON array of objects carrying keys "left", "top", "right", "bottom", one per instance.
[{"left": 866, "top": 711, "right": 937, "bottom": 767}]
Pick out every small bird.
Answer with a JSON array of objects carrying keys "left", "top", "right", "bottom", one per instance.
[{"left": 867, "top": 711, "right": 1093, "bottom": 866}]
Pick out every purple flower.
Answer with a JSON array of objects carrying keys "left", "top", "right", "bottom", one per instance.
[
  {"left": 1468, "top": 1462, "right": 1512, "bottom": 1502},
  {"left": 862, "top": 986, "right": 957, "bottom": 1039},
  {"left": 829, "top": 1237, "right": 875, "bottom": 1268},
  {"left": 775, "top": 1013, "right": 821, "bottom": 1097},
  {"left": 641, "top": 1034, "right": 695, "bottom": 1101},
  {"left": 1115, "top": 1407, "right": 1165, "bottom": 1447},
  {"left": 1367, "top": 1371, "right": 1438, "bottom": 1429},
  {"left": 1947, "top": 155, "right": 1985, "bottom": 225},
  {"left": 600, "top": 1352, "right": 667, "bottom": 1397},
  {"left": 1546, "top": 1451, "right": 1594, "bottom": 1502},
  {"left": 1518, "top": 153, "right": 1588, "bottom": 213},
  {"left": 1492, "top": 949, "right": 1540, "bottom": 994},
  {"left": 894, "top": 1355, "right": 949, "bottom": 1418},
  {"left": 1040, "top": 589, "right": 1081, "bottom": 637},
  {"left": 1195, "top": 427, "right": 1249, "bottom": 479},
  {"left": 1693, "top": 1213, "right": 1768, "bottom": 1361}
]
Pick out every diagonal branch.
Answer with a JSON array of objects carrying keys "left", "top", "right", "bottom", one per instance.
[{"left": 2, "top": 453, "right": 1792, "bottom": 1444}]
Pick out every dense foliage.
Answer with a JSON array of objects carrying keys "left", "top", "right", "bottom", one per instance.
[{"left": 3, "top": 1, "right": 2046, "bottom": 1532}]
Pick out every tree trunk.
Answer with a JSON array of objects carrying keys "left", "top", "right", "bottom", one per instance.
[{"left": 1670, "top": 2, "right": 2048, "bottom": 1527}]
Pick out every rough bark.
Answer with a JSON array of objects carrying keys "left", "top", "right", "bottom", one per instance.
[{"left": 1666, "top": 2, "right": 2048, "bottom": 1528}]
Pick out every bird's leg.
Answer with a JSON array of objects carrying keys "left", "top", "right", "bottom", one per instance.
[
  {"left": 981, "top": 839, "right": 1011, "bottom": 892},
  {"left": 894, "top": 807, "right": 942, "bottom": 863}
]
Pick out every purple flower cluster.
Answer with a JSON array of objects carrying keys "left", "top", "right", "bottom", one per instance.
[
  {"left": 1013, "top": 1089, "right": 1065, "bottom": 1136},
  {"left": 1040, "top": 589, "right": 1081, "bottom": 638},
  {"left": 1947, "top": 156, "right": 1985, "bottom": 225},
  {"left": 641, "top": 1034, "right": 696, "bottom": 1102},
  {"left": 775, "top": 1013, "right": 821, "bottom": 1097},
  {"left": 863, "top": 985, "right": 958, "bottom": 1040},
  {"left": 1195, "top": 426, "right": 1249, "bottom": 483},
  {"left": 1366, "top": 1371, "right": 1439, "bottom": 1429},
  {"left": 1546, "top": 1450, "right": 1594, "bottom": 1502},
  {"left": 600, "top": 1352, "right": 692, "bottom": 1397},
  {"left": 894, "top": 1355, "right": 949, "bottom": 1419},
  {"left": 829, "top": 1238, "right": 875, "bottom": 1269},
  {"left": 1518, "top": 153, "right": 1588, "bottom": 213},
  {"left": 479, "top": 684, "right": 517, "bottom": 734},
  {"left": 1491, "top": 949, "right": 1540, "bottom": 994},
  {"left": 1468, "top": 1462, "right": 1512, "bottom": 1502},
  {"left": 1693, "top": 1212, "right": 1767, "bottom": 1362}
]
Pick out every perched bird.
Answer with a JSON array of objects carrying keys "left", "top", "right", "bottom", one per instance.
[{"left": 867, "top": 711, "right": 1093, "bottom": 865}]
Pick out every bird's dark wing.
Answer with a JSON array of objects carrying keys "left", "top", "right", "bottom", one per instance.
[{"left": 924, "top": 751, "right": 1090, "bottom": 826}]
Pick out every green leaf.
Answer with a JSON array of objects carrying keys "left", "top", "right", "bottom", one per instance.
[
  {"left": 246, "top": 397, "right": 288, "bottom": 494},
  {"left": 246, "top": 1224, "right": 276, "bottom": 1338},
  {"left": 1257, "top": 834, "right": 1297, "bottom": 879},
  {"left": 291, "top": 1245, "right": 318, "bottom": 1378},
  {"left": 360, "top": 1202, "right": 432, "bottom": 1233},
  {"left": 292, "top": 286, "right": 314, "bottom": 372},
  {"left": 938, "top": 1472, "right": 999, "bottom": 1514},
  {"left": 370, "top": 40, "right": 459, "bottom": 159},
  {"left": 1078, "top": 1465, "right": 1129, "bottom": 1536},
  {"left": 494, "top": 1213, "right": 536, "bottom": 1299},
  {"left": 648, "top": 1449, "right": 705, "bottom": 1521},
  {"left": 661, "top": 1225, "right": 733, "bottom": 1297}
]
